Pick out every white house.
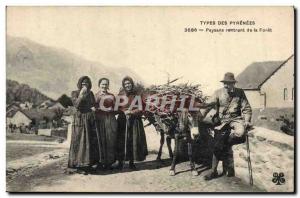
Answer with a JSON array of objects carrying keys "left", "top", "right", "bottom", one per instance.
[
  {"left": 236, "top": 55, "right": 294, "bottom": 109},
  {"left": 20, "top": 101, "right": 33, "bottom": 110},
  {"left": 7, "top": 110, "right": 32, "bottom": 127},
  {"left": 7, "top": 109, "right": 56, "bottom": 128}
]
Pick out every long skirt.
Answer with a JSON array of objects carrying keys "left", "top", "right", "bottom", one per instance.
[
  {"left": 96, "top": 113, "right": 118, "bottom": 165},
  {"left": 116, "top": 114, "right": 148, "bottom": 162},
  {"left": 68, "top": 111, "right": 101, "bottom": 168}
]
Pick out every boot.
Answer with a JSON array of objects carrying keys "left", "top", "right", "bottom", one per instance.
[
  {"left": 129, "top": 161, "right": 137, "bottom": 170},
  {"left": 76, "top": 167, "right": 89, "bottom": 175},
  {"left": 204, "top": 171, "right": 218, "bottom": 180},
  {"left": 205, "top": 154, "right": 219, "bottom": 180},
  {"left": 112, "top": 160, "right": 123, "bottom": 170}
]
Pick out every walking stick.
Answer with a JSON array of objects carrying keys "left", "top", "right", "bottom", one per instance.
[
  {"left": 124, "top": 115, "right": 129, "bottom": 165},
  {"left": 246, "top": 126, "right": 254, "bottom": 186}
]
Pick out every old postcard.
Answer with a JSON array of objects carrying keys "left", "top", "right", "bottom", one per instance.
[{"left": 6, "top": 6, "right": 295, "bottom": 193}]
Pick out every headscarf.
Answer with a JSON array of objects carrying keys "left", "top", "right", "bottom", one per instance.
[
  {"left": 77, "top": 76, "right": 92, "bottom": 90},
  {"left": 98, "top": 77, "right": 110, "bottom": 87},
  {"left": 122, "top": 76, "right": 135, "bottom": 92}
]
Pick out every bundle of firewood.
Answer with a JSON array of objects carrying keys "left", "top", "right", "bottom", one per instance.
[
  {"left": 145, "top": 83, "right": 206, "bottom": 101},
  {"left": 143, "top": 83, "right": 207, "bottom": 115},
  {"left": 142, "top": 83, "right": 206, "bottom": 133}
]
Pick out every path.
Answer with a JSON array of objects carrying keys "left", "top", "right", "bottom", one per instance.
[{"left": 7, "top": 151, "right": 263, "bottom": 192}]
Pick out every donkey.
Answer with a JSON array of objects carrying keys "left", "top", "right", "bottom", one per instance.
[{"left": 145, "top": 109, "right": 198, "bottom": 176}]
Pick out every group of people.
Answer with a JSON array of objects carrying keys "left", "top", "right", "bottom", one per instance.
[
  {"left": 67, "top": 72, "right": 252, "bottom": 180},
  {"left": 68, "top": 76, "right": 148, "bottom": 175}
]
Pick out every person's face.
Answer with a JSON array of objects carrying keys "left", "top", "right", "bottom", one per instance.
[
  {"left": 81, "top": 79, "right": 89, "bottom": 89},
  {"left": 81, "top": 83, "right": 88, "bottom": 89},
  {"left": 124, "top": 80, "right": 133, "bottom": 92},
  {"left": 223, "top": 82, "right": 235, "bottom": 92},
  {"left": 99, "top": 79, "right": 109, "bottom": 92}
]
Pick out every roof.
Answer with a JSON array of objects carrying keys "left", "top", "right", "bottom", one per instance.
[
  {"left": 6, "top": 103, "right": 20, "bottom": 111},
  {"left": 38, "top": 100, "right": 54, "bottom": 108},
  {"left": 236, "top": 55, "right": 294, "bottom": 90},
  {"left": 19, "top": 109, "right": 57, "bottom": 121},
  {"left": 6, "top": 108, "right": 19, "bottom": 118},
  {"left": 6, "top": 104, "right": 21, "bottom": 118},
  {"left": 49, "top": 102, "right": 65, "bottom": 109}
]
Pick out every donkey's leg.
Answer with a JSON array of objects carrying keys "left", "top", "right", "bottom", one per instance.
[
  {"left": 166, "top": 136, "right": 173, "bottom": 159},
  {"left": 187, "top": 141, "right": 198, "bottom": 176},
  {"left": 186, "top": 131, "right": 198, "bottom": 176},
  {"left": 169, "top": 135, "right": 178, "bottom": 176},
  {"left": 156, "top": 132, "right": 165, "bottom": 161}
]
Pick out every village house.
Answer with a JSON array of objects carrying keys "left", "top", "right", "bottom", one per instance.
[
  {"left": 38, "top": 99, "right": 54, "bottom": 109},
  {"left": 236, "top": 55, "right": 294, "bottom": 109},
  {"left": 39, "top": 99, "right": 65, "bottom": 110},
  {"left": 48, "top": 102, "right": 65, "bottom": 110},
  {"left": 19, "top": 101, "right": 33, "bottom": 109},
  {"left": 6, "top": 103, "right": 20, "bottom": 117},
  {"left": 7, "top": 109, "right": 57, "bottom": 129},
  {"left": 7, "top": 110, "right": 31, "bottom": 127}
]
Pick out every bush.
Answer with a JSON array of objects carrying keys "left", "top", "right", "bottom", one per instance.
[{"left": 280, "top": 115, "right": 294, "bottom": 136}]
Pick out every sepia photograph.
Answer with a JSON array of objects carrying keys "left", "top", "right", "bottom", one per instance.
[{"left": 5, "top": 6, "right": 295, "bottom": 193}]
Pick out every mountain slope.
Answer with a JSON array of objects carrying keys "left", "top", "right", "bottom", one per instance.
[
  {"left": 6, "top": 79, "right": 52, "bottom": 106},
  {"left": 6, "top": 36, "right": 143, "bottom": 99}
]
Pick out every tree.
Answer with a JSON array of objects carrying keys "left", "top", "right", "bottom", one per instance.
[
  {"left": 53, "top": 108, "right": 64, "bottom": 121},
  {"left": 57, "top": 94, "right": 73, "bottom": 108}
]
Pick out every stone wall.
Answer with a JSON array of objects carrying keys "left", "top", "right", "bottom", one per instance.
[
  {"left": 145, "top": 125, "right": 294, "bottom": 192},
  {"left": 233, "top": 127, "right": 294, "bottom": 192}
]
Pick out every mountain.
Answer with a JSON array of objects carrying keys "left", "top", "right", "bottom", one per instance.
[
  {"left": 6, "top": 36, "right": 143, "bottom": 99},
  {"left": 6, "top": 79, "right": 53, "bottom": 106}
]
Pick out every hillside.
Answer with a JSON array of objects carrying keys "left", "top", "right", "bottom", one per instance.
[
  {"left": 6, "top": 79, "right": 52, "bottom": 106},
  {"left": 6, "top": 36, "right": 143, "bottom": 98}
]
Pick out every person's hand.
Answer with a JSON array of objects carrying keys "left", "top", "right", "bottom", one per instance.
[
  {"left": 102, "top": 107, "right": 113, "bottom": 112},
  {"left": 124, "top": 110, "right": 132, "bottom": 115},
  {"left": 214, "top": 125, "right": 222, "bottom": 131},
  {"left": 244, "top": 121, "right": 252, "bottom": 129},
  {"left": 79, "top": 86, "right": 87, "bottom": 97},
  {"left": 91, "top": 107, "right": 96, "bottom": 112},
  {"left": 197, "top": 112, "right": 204, "bottom": 121}
]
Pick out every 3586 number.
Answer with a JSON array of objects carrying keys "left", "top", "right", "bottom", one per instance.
[{"left": 184, "top": 28, "right": 197, "bottom": 32}]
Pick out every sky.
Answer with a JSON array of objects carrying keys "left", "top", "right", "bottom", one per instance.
[{"left": 6, "top": 6, "right": 294, "bottom": 94}]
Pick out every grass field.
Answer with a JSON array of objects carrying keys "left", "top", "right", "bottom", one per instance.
[
  {"left": 6, "top": 133, "right": 59, "bottom": 142},
  {"left": 6, "top": 144, "right": 58, "bottom": 162},
  {"left": 6, "top": 133, "right": 61, "bottom": 162}
]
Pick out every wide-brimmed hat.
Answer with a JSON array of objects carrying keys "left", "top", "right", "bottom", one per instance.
[{"left": 220, "top": 72, "right": 237, "bottom": 83}]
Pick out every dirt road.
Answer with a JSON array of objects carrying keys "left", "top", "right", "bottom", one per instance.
[{"left": 7, "top": 149, "right": 262, "bottom": 192}]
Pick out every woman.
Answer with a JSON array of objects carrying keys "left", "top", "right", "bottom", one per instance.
[
  {"left": 95, "top": 78, "right": 118, "bottom": 169},
  {"left": 115, "top": 76, "right": 148, "bottom": 170},
  {"left": 68, "top": 76, "right": 101, "bottom": 174}
]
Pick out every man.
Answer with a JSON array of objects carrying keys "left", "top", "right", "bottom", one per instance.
[{"left": 202, "top": 72, "right": 252, "bottom": 180}]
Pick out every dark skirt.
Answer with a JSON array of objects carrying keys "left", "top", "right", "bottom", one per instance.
[
  {"left": 96, "top": 113, "right": 118, "bottom": 165},
  {"left": 68, "top": 111, "right": 101, "bottom": 168},
  {"left": 116, "top": 113, "right": 148, "bottom": 162}
]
